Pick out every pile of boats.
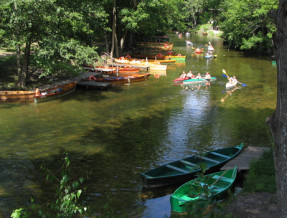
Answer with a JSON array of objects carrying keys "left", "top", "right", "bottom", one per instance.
[{"left": 140, "top": 143, "right": 244, "bottom": 213}]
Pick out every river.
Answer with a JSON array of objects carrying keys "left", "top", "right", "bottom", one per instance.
[{"left": 0, "top": 33, "right": 276, "bottom": 217}]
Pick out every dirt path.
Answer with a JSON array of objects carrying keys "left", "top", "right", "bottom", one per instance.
[{"left": 225, "top": 192, "right": 278, "bottom": 217}]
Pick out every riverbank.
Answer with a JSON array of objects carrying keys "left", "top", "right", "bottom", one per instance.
[{"left": 224, "top": 148, "right": 276, "bottom": 217}]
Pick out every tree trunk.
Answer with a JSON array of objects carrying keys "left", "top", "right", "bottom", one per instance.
[
  {"left": 105, "top": 31, "right": 109, "bottom": 53},
  {"left": 268, "top": 1, "right": 287, "bottom": 216},
  {"left": 19, "top": 40, "right": 31, "bottom": 88},
  {"left": 111, "top": 0, "right": 116, "bottom": 59},
  {"left": 119, "top": 31, "right": 127, "bottom": 55},
  {"left": 16, "top": 44, "right": 22, "bottom": 88}
]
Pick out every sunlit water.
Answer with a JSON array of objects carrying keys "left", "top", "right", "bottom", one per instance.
[{"left": 0, "top": 33, "right": 276, "bottom": 217}]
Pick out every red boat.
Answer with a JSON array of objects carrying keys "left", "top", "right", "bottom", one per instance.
[
  {"left": 173, "top": 77, "right": 189, "bottom": 83},
  {"left": 195, "top": 48, "right": 204, "bottom": 54}
]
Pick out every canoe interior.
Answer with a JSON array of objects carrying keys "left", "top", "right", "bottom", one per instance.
[{"left": 170, "top": 166, "right": 237, "bottom": 213}]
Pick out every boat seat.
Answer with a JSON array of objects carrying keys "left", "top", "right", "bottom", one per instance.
[
  {"left": 197, "top": 156, "right": 221, "bottom": 164},
  {"left": 179, "top": 160, "right": 198, "bottom": 167},
  {"left": 212, "top": 175, "right": 233, "bottom": 183},
  {"left": 209, "top": 152, "right": 230, "bottom": 159},
  {"left": 165, "top": 164, "right": 189, "bottom": 173}
]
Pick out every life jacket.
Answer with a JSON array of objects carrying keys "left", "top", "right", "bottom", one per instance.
[{"left": 35, "top": 88, "right": 41, "bottom": 96}]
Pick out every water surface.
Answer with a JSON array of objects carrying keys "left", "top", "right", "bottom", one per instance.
[{"left": 0, "top": 33, "right": 276, "bottom": 217}]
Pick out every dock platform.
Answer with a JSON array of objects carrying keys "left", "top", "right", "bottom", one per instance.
[{"left": 221, "top": 146, "right": 270, "bottom": 171}]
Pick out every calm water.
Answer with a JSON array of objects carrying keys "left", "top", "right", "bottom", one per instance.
[{"left": 0, "top": 33, "right": 276, "bottom": 217}]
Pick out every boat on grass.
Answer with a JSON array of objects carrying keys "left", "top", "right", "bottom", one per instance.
[
  {"left": 34, "top": 81, "right": 77, "bottom": 103},
  {"left": 140, "top": 143, "right": 243, "bottom": 188},
  {"left": 170, "top": 166, "right": 237, "bottom": 213}
]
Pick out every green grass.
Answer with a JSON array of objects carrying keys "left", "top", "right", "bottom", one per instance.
[{"left": 243, "top": 148, "right": 276, "bottom": 193}]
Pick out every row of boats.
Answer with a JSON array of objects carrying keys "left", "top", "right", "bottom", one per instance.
[{"left": 140, "top": 143, "right": 244, "bottom": 213}]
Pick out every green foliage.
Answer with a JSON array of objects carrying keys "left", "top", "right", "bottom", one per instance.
[
  {"left": 0, "top": 0, "right": 107, "bottom": 86},
  {"left": 11, "top": 208, "right": 28, "bottom": 218},
  {"left": 120, "top": 0, "right": 169, "bottom": 35},
  {"left": 11, "top": 154, "right": 87, "bottom": 217},
  {"left": 243, "top": 148, "right": 275, "bottom": 193},
  {"left": 219, "top": 0, "right": 278, "bottom": 53}
]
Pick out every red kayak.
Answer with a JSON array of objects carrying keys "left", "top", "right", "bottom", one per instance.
[
  {"left": 173, "top": 75, "right": 196, "bottom": 83},
  {"left": 173, "top": 77, "right": 189, "bottom": 83}
]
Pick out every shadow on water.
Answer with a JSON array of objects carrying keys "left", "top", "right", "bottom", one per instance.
[{"left": 0, "top": 102, "right": 274, "bottom": 217}]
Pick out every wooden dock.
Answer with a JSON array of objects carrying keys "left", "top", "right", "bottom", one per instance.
[{"left": 221, "top": 146, "right": 270, "bottom": 171}]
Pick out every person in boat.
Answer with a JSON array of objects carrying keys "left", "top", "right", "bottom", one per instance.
[
  {"left": 232, "top": 76, "right": 238, "bottom": 84},
  {"left": 196, "top": 73, "right": 202, "bottom": 79},
  {"left": 180, "top": 71, "right": 187, "bottom": 78},
  {"left": 195, "top": 48, "right": 202, "bottom": 54},
  {"left": 186, "top": 71, "right": 193, "bottom": 79},
  {"left": 35, "top": 88, "right": 41, "bottom": 96},
  {"left": 205, "top": 72, "right": 211, "bottom": 80}
]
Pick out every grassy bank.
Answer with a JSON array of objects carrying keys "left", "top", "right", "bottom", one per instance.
[
  {"left": 195, "top": 23, "right": 223, "bottom": 37},
  {"left": 242, "top": 148, "right": 275, "bottom": 193}
]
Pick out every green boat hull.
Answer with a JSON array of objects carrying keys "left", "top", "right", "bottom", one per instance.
[
  {"left": 183, "top": 77, "right": 217, "bottom": 84},
  {"left": 170, "top": 166, "right": 237, "bottom": 213},
  {"left": 140, "top": 143, "right": 243, "bottom": 188}
]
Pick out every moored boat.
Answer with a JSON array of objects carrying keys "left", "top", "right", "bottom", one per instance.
[
  {"left": 82, "top": 73, "right": 150, "bottom": 84},
  {"left": 0, "top": 90, "right": 35, "bottom": 101},
  {"left": 170, "top": 166, "right": 237, "bottom": 213},
  {"left": 94, "top": 66, "right": 140, "bottom": 74},
  {"left": 140, "top": 143, "right": 243, "bottom": 188},
  {"left": 167, "top": 54, "right": 186, "bottom": 62},
  {"left": 34, "top": 81, "right": 77, "bottom": 103}
]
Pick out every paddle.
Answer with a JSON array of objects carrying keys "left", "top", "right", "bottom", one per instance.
[{"left": 222, "top": 69, "right": 247, "bottom": 87}]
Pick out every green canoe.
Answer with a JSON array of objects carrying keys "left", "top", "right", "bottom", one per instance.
[
  {"left": 140, "top": 143, "right": 243, "bottom": 188},
  {"left": 170, "top": 166, "right": 237, "bottom": 213}
]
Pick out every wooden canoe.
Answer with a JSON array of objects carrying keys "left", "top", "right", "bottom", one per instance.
[
  {"left": 95, "top": 66, "right": 140, "bottom": 74},
  {"left": 82, "top": 73, "right": 150, "bottom": 84},
  {"left": 170, "top": 166, "right": 237, "bottom": 213},
  {"left": 0, "top": 90, "right": 35, "bottom": 101},
  {"left": 140, "top": 143, "right": 243, "bottom": 188},
  {"left": 34, "top": 81, "right": 77, "bottom": 103}
]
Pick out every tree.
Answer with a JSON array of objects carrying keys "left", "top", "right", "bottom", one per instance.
[
  {"left": 268, "top": 0, "right": 287, "bottom": 216},
  {"left": 219, "top": 0, "right": 277, "bottom": 53},
  {"left": 0, "top": 0, "right": 108, "bottom": 88}
]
